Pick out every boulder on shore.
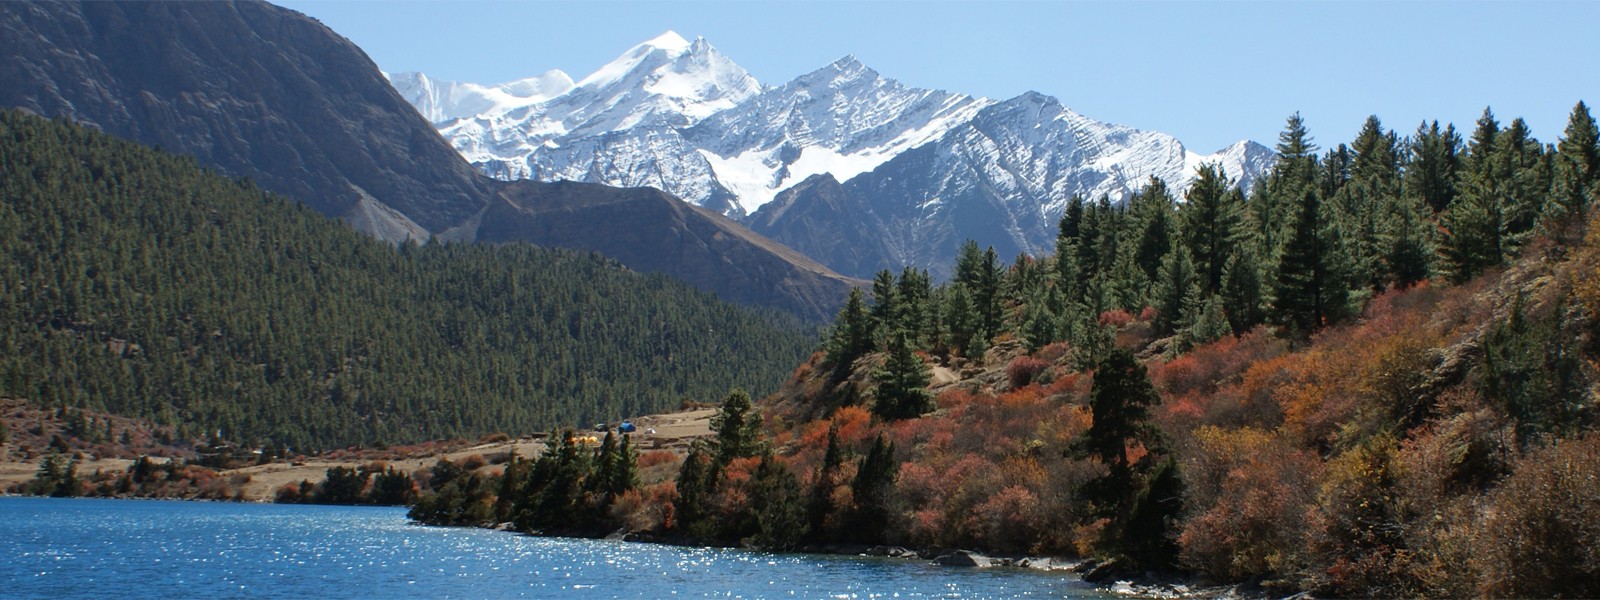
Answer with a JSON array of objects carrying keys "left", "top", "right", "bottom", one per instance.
[{"left": 934, "top": 550, "right": 993, "bottom": 568}]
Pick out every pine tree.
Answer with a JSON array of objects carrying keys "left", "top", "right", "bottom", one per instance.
[
  {"left": 1129, "top": 176, "right": 1176, "bottom": 283},
  {"left": 1384, "top": 191, "right": 1433, "bottom": 288},
  {"left": 1496, "top": 118, "right": 1549, "bottom": 251},
  {"left": 868, "top": 270, "right": 897, "bottom": 347},
  {"left": 806, "top": 424, "right": 846, "bottom": 540},
  {"left": 1220, "top": 246, "right": 1266, "bottom": 334},
  {"left": 1273, "top": 188, "right": 1347, "bottom": 337},
  {"left": 872, "top": 331, "right": 932, "bottom": 421},
  {"left": 1117, "top": 456, "right": 1186, "bottom": 570},
  {"left": 749, "top": 454, "right": 807, "bottom": 550},
  {"left": 1546, "top": 101, "right": 1600, "bottom": 243},
  {"left": 1180, "top": 164, "right": 1243, "bottom": 295},
  {"left": 1255, "top": 113, "right": 1322, "bottom": 263},
  {"left": 1350, "top": 115, "right": 1402, "bottom": 188},
  {"left": 895, "top": 267, "right": 934, "bottom": 347},
  {"left": 710, "top": 388, "right": 764, "bottom": 467},
  {"left": 1077, "top": 348, "right": 1163, "bottom": 505},
  {"left": 673, "top": 444, "right": 712, "bottom": 533},
  {"left": 826, "top": 288, "right": 874, "bottom": 372},
  {"left": 609, "top": 434, "right": 638, "bottom": 496},
  {"left": 1177, "top": 288, "right": 1231, "bottom": 353},
  {"left": 1440, "top": 110, "right": 1510, "bottom": 284},
  {"left": 849, "top": 434, "right": 898, "bottom": 542},
  {"left": 942, "top": 284, "right": 976, "bottom": 358},
  {"left": 1405, "top": 120, "right": 1463, "bottom": 214},
  {"left": 1276, "top": 112, "right": 1321, "bottom": 188},
  {"left": 1152, "top": 245, "right": 1197, "bottom": 336}
]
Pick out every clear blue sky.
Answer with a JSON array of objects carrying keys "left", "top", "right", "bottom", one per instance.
[{"left": 274, "top": 0, "right": 1597, "bottom": 153}]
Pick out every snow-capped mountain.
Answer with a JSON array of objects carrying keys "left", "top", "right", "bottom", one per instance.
[
  {"left": 392, "top": 31, "right": 1275, "bottom": 277},
  {"left": 748, "top": 93, "right": 1276, "bottom": 279}
]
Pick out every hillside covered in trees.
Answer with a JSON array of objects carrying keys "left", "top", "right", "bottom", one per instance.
[
  {"left": 0, "top": 110, "right": 819, "bottom": 451},
  {"left": 409, "top": 101, "right": 1600, "bottom": 597}
]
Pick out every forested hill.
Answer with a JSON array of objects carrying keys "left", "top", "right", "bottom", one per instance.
[{"left": 0, "top": 110, "right": 819, "bottom": 450}]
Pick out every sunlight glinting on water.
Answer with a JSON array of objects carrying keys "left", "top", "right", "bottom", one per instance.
[{"left": 1, "top": 498, "right": 1104, "bottom": 599}]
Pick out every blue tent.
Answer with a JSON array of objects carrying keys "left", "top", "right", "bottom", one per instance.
[{"left": 618, "top": 421, "right": 637, "bottom": 433}]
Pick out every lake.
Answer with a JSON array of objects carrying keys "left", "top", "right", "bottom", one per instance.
[{"left": 0, "top": 497, "right": 1107, "bottom": 599}]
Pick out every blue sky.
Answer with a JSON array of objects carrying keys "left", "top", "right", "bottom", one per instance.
[{"left": 275, "top": 1, "right": 1597, "bottom": 153}]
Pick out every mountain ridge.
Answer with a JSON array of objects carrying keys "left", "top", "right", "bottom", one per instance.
[
  {"left": 0, "top": 2, "right": 859, "bottom": 320},
  {"left": 394, "top": 30, "right": 1278, "bottom": 279}
]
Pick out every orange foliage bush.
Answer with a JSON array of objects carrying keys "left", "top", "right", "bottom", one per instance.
[
  {"left": 1006, "top": 355, "right": 1050, "bottom": 388},
  {"left": 637, "top": 450, "right": 677, "bottom": 469},
  {"left": 1099, "top": 309, "right": 1134, "bottom": 328},
  {"left": 1179, "top": 426, "right": 1322, "bottom": 581}
]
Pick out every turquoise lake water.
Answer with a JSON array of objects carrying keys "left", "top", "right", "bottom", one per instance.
[{"left": 0, "top": 497, "right": 1106, "bottom": 599}]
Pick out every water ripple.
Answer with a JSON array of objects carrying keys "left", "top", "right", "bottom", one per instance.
[{"left": 0, "top": 497, "right": 1103, "bottom": 599}]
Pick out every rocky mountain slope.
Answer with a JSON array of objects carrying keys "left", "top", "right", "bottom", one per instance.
[
  {"left": 0, "top": 1, "right": 858, "bottom": 320},
  {"left": 394, "top": 32, "right": 1277, "bottom": 279}
]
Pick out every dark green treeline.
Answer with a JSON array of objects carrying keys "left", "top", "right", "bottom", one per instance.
[
  {"left": 824, "top": 103, "right": 1598, "bottom": 374},
  {"left": 0, "top": 110, "right": 819, "bottom": 450}
]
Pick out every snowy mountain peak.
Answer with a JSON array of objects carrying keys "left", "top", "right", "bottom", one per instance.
[
  {"left": 828, "top": 54, "right": 867, "bottom": 73},
  {"left": 387, "top": 70, "right": 575, "bottom": 124},
  {"left": 641, "top": 30, "right": 692, "bottom": 52},
  {"left": 391, "top": 33, "right": 1276, "bottom": 275}
]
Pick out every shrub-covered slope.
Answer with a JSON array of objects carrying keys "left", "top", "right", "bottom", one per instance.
[{"left": 408, "top": 102, "right": 1600, "bottom": 598}]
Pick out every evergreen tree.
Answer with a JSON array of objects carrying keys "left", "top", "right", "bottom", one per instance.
[
  {"left": 1496, "top": 118, "right": 1550, "bottom": 251},
  {"left": 673, "top": 444, "right": 712, "bottom": 534},
  {"left": 872, "top": 331, "right": 932, "bottom": 421},
  {"left": 1177, "top": 289, "right": 1232, "bottom": 353},
  {"left": 942, "top": 284, "right": 978, "bottom": 358},
  {"left": 1384, "top": 192, "right": 1434, "bottom": 288},
  {"left": 1440, "top": 109, "right": 1511, "bottom": 284},
  {"left": 1351, "top": 115, "right": 1403, "bottom": 187},
  {"left": 1180, "top": 164, "right": 1244, "bottom": 295},
  {"left": 1481, "top": 296, "right": 1584, "bottom": 445},
  {"left": 1546, "top": 101, "right": 1600, "bottom": 243},
  {"left": 895, "top": 267, "right": 934, "bottom": 347},
  {"left": 826, "top": 288, "right": 874, "bottom": 372},
  {"left": 1152, "top": 245, "right": 1197, "bottom": 336},
  {"left": 806, "top": 424, "right": 846, "bottom": 540},
  {"left": 369, "top": 467, "right": 417, "bottom": 506},
  {"left": 748, "top": 454, "right": 807, "bottom": 550},
  {"left": 1077, "top": 349, "right": 1163, "bottom": 506},
  {"left": 1404, "top": 120, "right": 1463, "bottom": 214},
  {"left": 1220, "top": 246, "right": 1267, "bottom": 334},
  {"left": 1320, "top": 144, "right": 1353, "bottom": 204},
  {"left": 609, "top": 434, "right": 638, "bottom": 497},
  {"left": 1255, "top": 113, "right": 1322, "bottom": 263},
  {"left": 849, "top": 434, "right": 898, "bottom": 542},
  {"left": 1129, "top": 176, "right": 1177, "bottom": 282},
  {"left": 710, "top": 389, "right": 764, "bottom": 468},
  {"left": 1273, "top": 188, "right": 1347, "bottom": 337},
  {"left": 868, "top": 270, "right": 897, "bottom": 346},
  {"left": 1276, "top": 112, "right": 1321, "bottom": 188},
  {"left": 1117, "top": 456, "right": 1186, "bottom": 570}
]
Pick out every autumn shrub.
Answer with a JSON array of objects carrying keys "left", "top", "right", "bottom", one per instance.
[
  {"left": 1036, "top": 341, "right": 1073, "bottom": 365},
  {"left": 1312, "top": 435, "right": 1422, "bottom": 597},
  {"left": 1472, "top": 434, "right": 1600, "bottom": 598},
  {"left": 1006, "top": 355, "right": 1050, "bottom": 388},
  {"left": 609, "top": 489, "right": 655, "bottom": 532},
  {"left": 974, "top": 485, "right": 1042, "bottom": 554},
  {"left": 1179, "top": 426, "right": 1320, "bottom": 583},
  {"left": 637, "top": 450, "right": 677, "bottom": 469},
  {"left": 458, "top": 454, "right": 487, "bottom": 471},
  {"left": 1098, "top": 309, "right": 1134, "bottom": 328},
  {"left": 274, "top": 482, "right": 302, "bottom": 503}
]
